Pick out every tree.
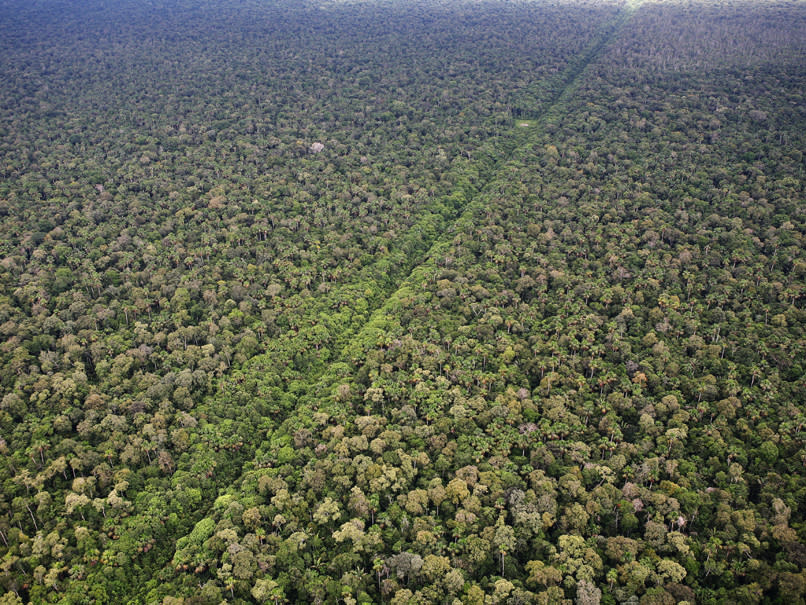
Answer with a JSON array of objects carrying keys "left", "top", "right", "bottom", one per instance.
[
  {"left": 492, "top": 517, "right": 517, "bottom": 577},
  {"left": 576, "top": 580, "right": 601, "bottom": 605},
  {"left": 252, "top": 578, "right": 285, "bottom": 604}
]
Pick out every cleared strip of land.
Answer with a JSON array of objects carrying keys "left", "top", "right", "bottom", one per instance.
[{"left": 122, "top": 4, "right": 639, "bottom": 601}]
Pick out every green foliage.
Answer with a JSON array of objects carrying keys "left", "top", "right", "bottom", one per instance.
[{"left": 1, "top": 0, "right": 804, "bottom": 602}]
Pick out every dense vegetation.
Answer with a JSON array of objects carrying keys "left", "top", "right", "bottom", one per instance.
[{"left": 0, "top": 0, "right": 804, "bottom": 603}]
